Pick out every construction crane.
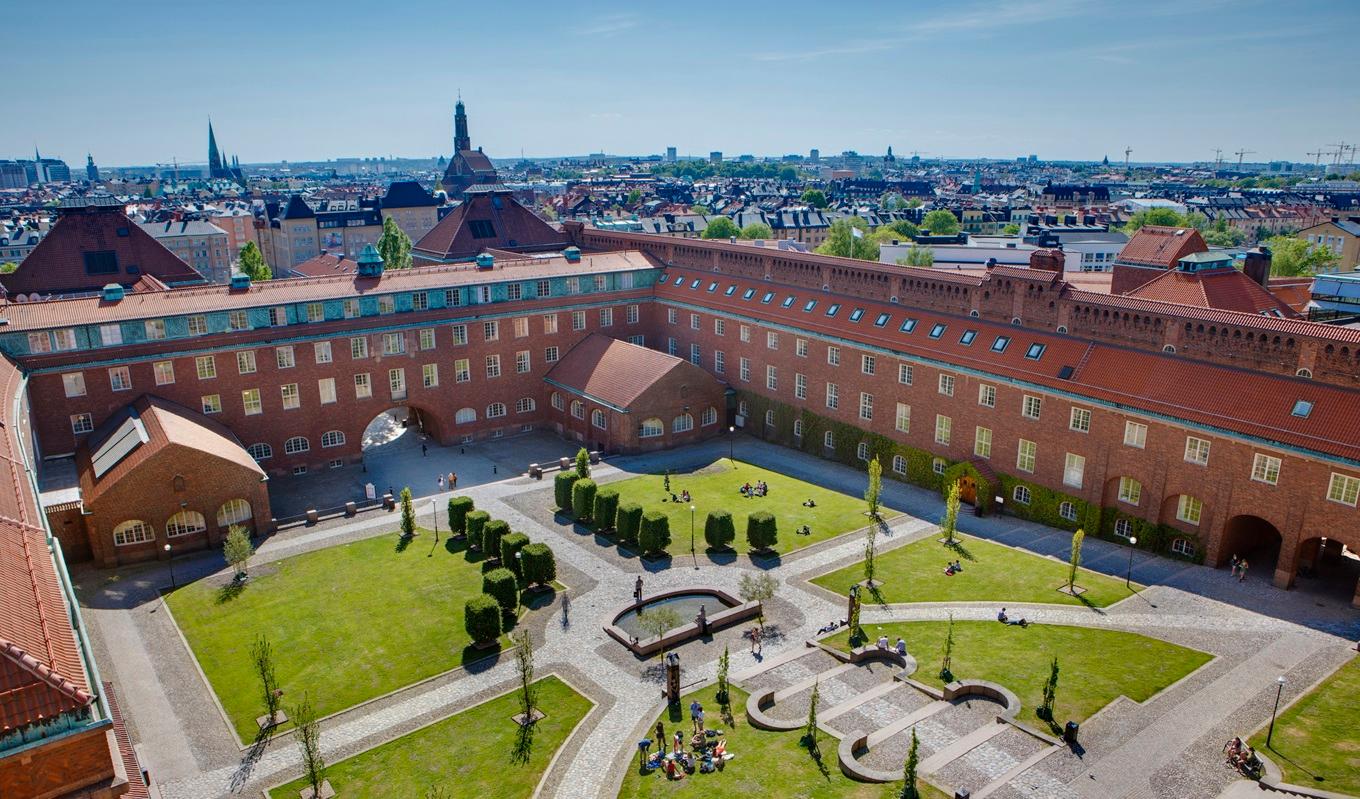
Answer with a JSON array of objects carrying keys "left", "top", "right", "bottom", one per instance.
[
  {"left": 1212, "top": 148, "right": 1223, "bottom": 169},
  {"left": 1234, "top": 149, "right": 1255, "bottom": 168},
  {"left": 1123, "top": 146, "right": 1133, "bottom": 172},
  {"left": 1306, "top": 150, "right": 1325, "bottom": 166},
  {"left": 1327, "top": 143, "right": 1349, "bottom": 166}
]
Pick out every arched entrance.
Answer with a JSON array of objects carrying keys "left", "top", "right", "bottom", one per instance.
[
  {"left": 362, "top": 407, "right": 440, "bottom": 455},
  {"left": 1292, "top": 536, "right": 1360, "bottom": 602},
  {"left": 957, "top": 474, "right": 978, "bottom": 505},
  {"left": 1220, "top": 514, "right": 1283, "bottom": 571}
]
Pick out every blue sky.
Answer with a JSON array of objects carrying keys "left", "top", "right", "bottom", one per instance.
[{"left": 5, "top": 0, "right": 1356, "bottom": 166}]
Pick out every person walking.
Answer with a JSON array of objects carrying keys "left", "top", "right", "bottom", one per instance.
[
  {"left": 438, "top": 474, "right": 444, "bottom": 490},
  {"left": 1238, "top": 558, "right": 1249, "bottom": 582},
  {"left": 1230, "top": 555, "right": 1240, "bottom": 579},
  {"left": 634, "top": 575, "right": 644, "bottom": 602},
  {"left": 689, "top": 699, "right": 703, "bottom": 733},
  {"left": 449, "top": 471, "right": 457, "bottom": 489},
  {"left": 421, "top": 442, "right": 428, "bottom": 457}
]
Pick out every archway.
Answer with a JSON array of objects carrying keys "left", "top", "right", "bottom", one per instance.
[
  {"left": 361, "top": 406, "right": 441, "bottom": 456},
  {"left": 1220, "top": 514, "right": 1283, "bottom": 571},
  {"left": 1292, "top": 535, "right": 1360, "bottom": 602}
]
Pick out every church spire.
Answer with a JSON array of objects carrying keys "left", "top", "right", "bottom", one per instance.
[
  {"left": 208, "top": 120, "right": 223, "bottom": 175},
  {"left": 454, "top": 99, "right": 470, "bottom": 154}
]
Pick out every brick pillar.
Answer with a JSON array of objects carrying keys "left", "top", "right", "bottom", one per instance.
[
  {"left": 1297, "top": 538, "right": 1322, "bottom": 570},
  {"left": 1352, "top": 576, "right": 1360, "bottom": 609},
  {"left": 1273, "top": 539, "right": 1297, "bottom": 590}
]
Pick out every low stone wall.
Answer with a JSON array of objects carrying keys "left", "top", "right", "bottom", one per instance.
[
  {"left": 837, "top": 729, "right": 901, "bottom": 783},
  {"left": 601, "top": 586, "right": 761, "bottom": 657},
  {"left": 942, "top": 679, "right": 1022, "bottom": 720},
  {"left": 1258, "top": 751, "right": 1359, "bottom": 799},
  {"left": 745, "top": 688, "right": 803, "bottom": 732}
]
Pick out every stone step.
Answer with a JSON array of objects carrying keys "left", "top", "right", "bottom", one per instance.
[
  {"left": 970, "top": 742, "right": 1062, "bottom": 799},
  {"left": 918, "top": 719, "right": 1009, "bottom": 775},
  {"left": 819, "top": 679, "right": 907, "bottom": 723},
  {"left": 866, "top": 699, "right": 952, "bottom": 748}
]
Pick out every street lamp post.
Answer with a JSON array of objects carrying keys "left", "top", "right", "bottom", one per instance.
[
  {"left": 728, "top": 426, "right": 735, "bottom": 464},
  {"left": 1267, "top": 675, "right": 1286, "bottom": 747},
  {"left": 1126, "top": 536, "right": 1138, "bottom": 587},
  {"left": 690, "top": 504, "right": 697, "bottom": 570},
  {"left": 164, "top": 543, "right": 176, "bottom": 590}
]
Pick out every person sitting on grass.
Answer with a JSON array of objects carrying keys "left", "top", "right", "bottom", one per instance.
[
  {"left": 798, "top": 524, "right": 811, "bottom": 536},
  {"left": 945, "top": 561, "right": 958, "bottom": 575},
  {"left": 951, "top": 559, "right": 962, "bottom": 572},
  {"left": 681, "top": 489, "right": 691, "bottom": 503},
  {"left": 802, "top": 498, "right": 817, "bottom": 507}
]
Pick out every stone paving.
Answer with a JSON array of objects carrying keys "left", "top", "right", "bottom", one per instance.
[{"left": 70, "top": 434, "right": 1360, "bottom": 799}]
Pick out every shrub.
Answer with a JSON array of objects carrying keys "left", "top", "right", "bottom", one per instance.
[
  {"left": 500, "top": 532, "right": 530, "bottom": 579},
  {"left": 399, "top": 486, "right": 416, "bottom": 537},
  {"left": 593, "top": 488, "right": 619, "bottom": 532},
  {"left": 554, "top": 472, "right": 579, "bottom": 512},
  {"left": 638, "top": 510, "right": 672, "bottom": 556},
  {"left": 746, "top": 510, "right": 778, "bottom": 552},
  {"left": 616, "top": 502, "right": 643, "bottom": 546},
  {"left": 463, "top": 594, "right": 502, "bottom": 646},
  {"left": 482, "top": 567, "right": 519, "bottom": 616},
  {"left": 447, "top": 496, "right": 474, "bottom": 535},
  {"left": 521, "top": 542, "right": 557, "bottom": 587},
  {"left": 575, "top": 447, "right": 590, "bottom": 478},
  {"left": 482, "top": 519, "right": 510, "bottom": 561},
  {"left": 572, "top": 478, "right": 597, "bottom": 522},
  {"left": 704, "top": 509, "right": 736, "bottom": 550},
  {"left": 465, "top": 510, "right": 490, "bottom": 550}
]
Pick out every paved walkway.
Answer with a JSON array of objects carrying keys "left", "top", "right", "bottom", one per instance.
[{"left": 72, "top": 434, "right": 1360, "bottom": 799}]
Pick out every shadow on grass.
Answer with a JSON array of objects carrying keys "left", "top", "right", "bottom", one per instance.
[
  {"left": 944, "top": 538, "right": 975, "bottom": 562},
  {"left": 1265, "top": 745, "right": 1324, "bottom": 782},
  {"left": 394, "top": 534, "right": 413, "bottom": 553},
  {"left": 215, "top": 579, "right": 246, "bottom": 605},
  {"left": 867, "top": 584, "right": 888, "bottom": 607},
  {"left": 510, "top": 718, "right": 535, "bottom": 765},
  {"left": 1072, "top": 588, "right": 1107, "bottom": 616},
  {"left": 801, "top": 734, "right": 830, "bottom": 779}
]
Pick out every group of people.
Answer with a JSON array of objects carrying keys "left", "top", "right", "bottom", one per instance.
[
  {"left": 638, "top": 709, "right": 733, "bottom": 779},
  {"left": 997, "top": 607, "right": 1029, "bottom": 627},
  {"left": 739, "top": 481, "right": 769, "bottom": 497},
  {"left": 875, "top": 635, "right": 909, "bottom": 657},
  {"left": 1230, "top": 555, "right": 1250, "bottom": 582},
  {"left": 1223, "top": 737, "right": 1262, "bottom": 777},
  {"left": 943, "top": 559, "right": 964, "bottom": 575},
  {"left": 667, "top": 490, "right": 693, "bottom": 503}
]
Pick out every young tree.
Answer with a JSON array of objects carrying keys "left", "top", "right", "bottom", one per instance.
[
  {"left": 376, "top": 216, "right": 412, "bottom": 270},
  {"left": 511, "top": 629, "right": 538, "bottom": 724},
  {"left": 920, "top": 208, "right": 960, "bottom": 235},
  {"left": 900, "top": 728, "right": 921, "bottom": 799},
  {"left": 1265, "top": 235, "right": 1340, "bottom": 276},
  {"left": 639, "top": 606, "right": 682, "bottom": 652},
  {"left": 291, "top": 694, "right": 326, "bottom": 798},
  {"left": 739, "top": 222, "right": 773, "bottom": 239},
  {"left": 895, "top": 245, "right": 935, "bottom": 267},
  {"left": 716, "top": 644, "right": 731, "bottom": 708},
  {"left": 865, "top": 456, "right": 883, "bottom": 518},
  {"left": 939, "top": 611, "right": 955, "bottom": 683},
  {"left": 237, "top": 241, "right": 271, "bottom": 281},
  {"left": 398, "top": 486, "right": 416, "bottom": 537},
  {"left": 223, "top": 524, "right": 254, "bottom": 578},
  {"left": 1068, "top": 528, "right": 1085, "bottom": 592},
  {"left": 941, "top": 480, "right": 961, "bottom": 545},
  {"left": 738, "top": 572, "right": 777, "bottom": 630},
  {"left": 1039, "top": 657, "right": 1060, "bottom": 721},
  {"left": 864, "top": 526, "right": 878, "bottom": 587},
  {"left": 574, "top": 447, "right": 590, "bottom": 478},
  {"left": 701, "top": 216, "right": 740, "bottom": 239},
  {"left": 1001, "top": 223, "right": 1021, "bottom": 236},
  {"left": 803, "top": 679, "right": 821, "bottom": 754},
  {"left": 251, "top": 633, "right": 282, "bottom": 727}
]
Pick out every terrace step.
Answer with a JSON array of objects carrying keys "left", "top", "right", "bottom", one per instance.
[{"left": 918, "top": 719, "right": 1009, "bottom": 775}]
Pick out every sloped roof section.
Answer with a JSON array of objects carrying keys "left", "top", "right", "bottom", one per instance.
[
  {"left": 1116, "top": 225, "right": 1208, "bottom": 268},
  {"left": 546, "top": 334, "right": 695, "bottom": 410},
  {"left": 1128, "top": 268, "right": 1299, "bottom": 317},
  {"left": 412, "top": 189, "right": 568, "bottom": 262}
]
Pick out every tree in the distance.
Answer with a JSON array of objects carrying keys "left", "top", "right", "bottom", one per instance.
[
  {"left": 237, "top": 241, "right": 271, "bottom": 281},
  {"left": 921, "top": 208, "right": 960, "bottom": 235},
  {"left": 223, "top": 524, "right": 254, "bottom": 578},
  {"left": 376, "top": 216, "right": 412, "bottom": 270},
  {"left": 399, "top": 486, "right": 416, "bottom": 538},
  {"left": 740, "top": 222, "right": 773, "bottom": 240},
  {"left": 896, "top": 245, "right": 935, "bottom": 267},
  {"left": 0, "top": 261, "right": 17, "bottom": 274},
  {"left": 1265, "top": 235, "right": 1339, "bottom": 277},
  {"left": 800, "top": 188, "right": 829, "bottom": 208},
  {"left": 701, "top": 216, "right": 740, "bottom": 240},
  {"left": 816, "top": 217, "right": 878, "bottom": 261},
  {"left": 1001, "top": 223, "right": 1021, "bottom": 236},
  {"left": 251, "top": 633, "right": 282, "bottom": 727}
]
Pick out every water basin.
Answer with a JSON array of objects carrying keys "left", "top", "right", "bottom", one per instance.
[{"left": 614, "top": 593, "right": 735, "bottom": 639}]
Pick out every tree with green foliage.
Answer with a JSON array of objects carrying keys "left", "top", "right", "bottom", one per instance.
[
  {"left": 939, "top": 611, "right": 955, "bottom": 682},
  {"left": 511, "top": 629, "right": 537, "bottom": 724},
  {"left": 482, "top": 519, "right": 509, "bottom": 562},
  {"left": 941, "top": 481, "right": 961, "bottom": 545},
  {"left": 716, "top": 644, "right": 731, "bottom": 708},
  {"left": 574, "top": 447, "right": 590, "bottom": 478},
  {"left": 1123, "top": 207, "right": 1206, "bottom": 233},
  {"left": 500, "top": 532, "right": 530, "bottom": 579},
  {"left": 639, "top": 606, "right": 681, "bottom": 653},
  {"left": 816, "top": 217, "right": 878, "bottom": 261},
  {"left": 399, "top": 486, "right": 416, "bottom": 538},
  {"left": 921, "top": 208, "right": 960, "bottom": 235},
  {"left": 592, "top": 489, "right": 619, "bottom": 532},
  {"left": 701, "top": 216, "right": 741, "bottom": 240},
  {"left": 625, "top": 189, "right": 642, "bottom": 207},
  {"left": 291, "top": 694, "right": 326, "bottom": 798},
  {"left": 376, "top": 216, "right": 412, "bottom": 270},
  {"left": 1068, "top": 528, "right": 1085, "bottom": 591},
  {"left": 1039, "top": 657, "right": 1060, "bottom": 721},
  {"left": 237, "top": 241, "right": 271, "bottom": 281},
  {"left": 1202, "top": 217, "right": 1247, "bottom": 247},
  {"left": 0, "top": 262, "right": 17, "bottom": 274},
  {"left": 483, "top": 567, "right": 520, "bottom": 616},
  {"left": 223, "top": 524, "right": 254, "bottom": 578},
  {"left": 864, "top": 525, "right": 878, "bottom": 587},
  {"left": 571, "top": 478, "right": 597, "bottom": 522},
  {"left": 901, "top": 728, "right": 921, "bottom": 799},
  {"left": 520, "top": 542, "right": 557, "bottom": 587},
  {"left": 447, "top": 496, "right": 474, "bottom": 535},
  {"left": 803, "top": 679, "right": 821, "bottom": 754},
  {"left": 745, "top": 510, "right": 778, "bottom": 552},
  {"left": 615, "top": 502, "right": 643, "bottom": 546},
  {"left": 778, "top": 166, "right": 798, "bottom": 182},
  {"left": 638, "top": 510, "right": 672, "bottom": 556},
  {"left": 738, "top": 571, "right": 777, "bottom": 630},
  {"left": 553, "top": 472, "right": 578, "bottom": 513},
  {"left": 689, "top": 203, "right": 711, "bottom": 215},
  {"left": 740, "top": 222, "right": 773, "bottom": 239},
  {"left": 1002, "top": 223, "right": 1021, "bottom": 235},
  {"left": 464, "top": 594, "right": 502, "bottom": 646},
  {"left": 251, "top": 633, "right": 282, "bottom": 727},
  {"left": 896, "top": 245, "right": 935, "bottom": 267},
  {"left": 865, "top": 456, "right": 883, "bottom": 518},
  {"left": 1265, "top": 235, "right": 1340, "bottom": 276},
  {"left": 704, "top": 509, "right": 736, "bottom": 550},
  {"left": 800, "top": 188, "right": 829, "bottom": 208}
]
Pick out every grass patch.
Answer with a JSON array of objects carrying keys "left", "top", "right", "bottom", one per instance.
[
  {"left": 825, "top": 621, "right": 1210, "bottom": 729},
  {"left": 1250, "top": 657, "right": 1360, "bottom": 794},
  {"left": 812, "top": 534, "right": 1137, "bottom": 607},
  {"left": 167, "top": 529, "right": 515, "bottom": 740},
  {"left": 606, "top": 459, "right": 890, "bottom": 555},
  {"left": 269, "top": 676, "right": 591, "bottom": 798},
  {"left": 617, "top": 683, "right": 947, "bottom": 799}
]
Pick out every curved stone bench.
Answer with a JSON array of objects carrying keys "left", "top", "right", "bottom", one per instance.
[
  {"left": 942, "top": 679, "right": 1022, "bottom": 720},
  {"left": 837, "top": 729, "right": 901, "bottom": 783},
  {"left": 848, "top": 645, "right": 908, "bottom": 669},
  {"left": 745, "top": 687, "right": 803, "bottom": 732}
]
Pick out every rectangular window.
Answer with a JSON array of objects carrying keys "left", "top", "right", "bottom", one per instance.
[
  {"left": 766, "top": 365, "right": 778, "bottom": 390},
  {"left": 601, "top": 308, "right": 614, "bottom": 327},
  {"left": 512, "top": 317, "right": 529, "bottom": 338},
  {"left": 543, "top": 314, "right": 558, "bottom": 334},
  {"left": 545, "top": 346, "right": 559, "bottom": 363},
  {"left": 1184, "top": 436, "right": 1211, "bottom": 466},
  {"left": 691, "top": 313, "right": 701, "bottom": 330},
  {"left": 306, "top": 302, "right": 324, "bottom": 323},
  {"left": 342, "top": 299, "right": 360, "bottom": 319},
  {"left": 354, "top": 373, "right": 372, "bottom": 398},
  {"left": 861, "top": 354, "right": 875, "bottom": 375},
  {"left": 572, "top": 311, "right": 586, "bottom": 331},
  {"left": 978, "top": 384, "right": 995, "bottom": 408},
  {"left": 423, "top": 363, "right": 439, "bottom": 388},
  {"left": 27, "top": 333, "right": 51, "bottom": 354},
  {"left": 350, "top": 336, "right": 369, "bottom": 359},
  {"left": 109, "top": 366, "right": 132, "bottom": 392},
  {"left": 281, "top": 383, "right": 300, "bottom": 410},
  {"left": 894, "top": 402, "right": 910, "bottom": 432},
  {"left": 201, "top": 394, "right": 222, "bottom": 415},
  {"left": 1017, "top": 439, "right": 1036, "bottom": 473},
  {"left": 898, "top": 363, "right": 913, "bottom": 385},
  {"left": 506, "top": 284, "right": 522, "bottom": 302},
  {"left": 242, "top": 388, "right": 262, "bottom": 415},
  {"left": 690, "top": 343, "right": 701, "bottom": 365},
  {"left": 389, "top": 368, "right": 406, "bottom": 399},
  {"left": 1251, "top": 454, "right": 1281, "bottom": 485},
  {"left": 739, "top": 357, "right": 751, "bottom": 382},
  {"left": 1326, "top": 473, "right": 1360, "bottom": 506},
  {"left": 1176, "top": 494, "right": 1203, "bottom": 525},
  {"left": 237, "top": 351, "right": 256, "bottom": 375},
  {"left": 826, "top": 382, "right": 839, "bottom": 410},
  {"left": 1022, "top": 395, "right": 1042, "bottom": 420},
  {"left": 767, "top": 331, "right": 779, "bottom": 350},
  {"left": 188, "top": 315, "right": 209, "bottom": 336},
  {"left": 229, "top": 310, "right": 249, "bottom": 331},
  {"left": 485, "top": 354, "right": 501, "bottom": 378},
  {"left": 153, "top": 361, "right": 175, "bottom": 385},
  {"left": 516, "top": 350, "right": 531, "bottom": 374},
  {"left": 1118, "top": 476, "right": 1142, "bottom": 505},
  {"left": 318, "top": 377, "right": 336, "bottom": 405},
  {"left": 974, "top": 426, "right": 992, "bottom": 458},
  {"left": 378, "top": 296, "right": 394, "bottom": 315},
  {"left": 269, "top": 306, "right": 288, "bottom": 326},
  {"left": 71, "top": 413, "right": 93, "bottom": 434},
  {"left": 1063, "top": 452, "right": 1085, "bottom": 488},
  {"left": 452, "top": 324, "right": 468, "bottom": 346},
  {"left": 455, "top": 359, "right": 471, "bottom": 383},
  {"left": 62, "top": 372, "right": 86, "bottom": 398},
  {"left": 1124, "top": 421, "right": 1147, "bottom": 448},
  {"left": 667, "top": 308, "right": 678, "bottom": 325},
  {"left": 740, "top": 325, "right": 751, "bottom": 343},
  {"left": 383, "top": 332, "right": 405, "bottom": 355},
  {"left": 100, "top": 324, "right": 124, "bottom": 346},
  {"left": 938, "top": 374, "right": 955, "bottom": 397},
  {"left": 419, "top": 328, "right": 436, "bottom": 350},
  {"left": 627, "top": 305, "right": 639, "bottom": 324},
  {"left": 714, "top": 350, "right": 725, "bottom": 374},
  {"left": 935, "top": 414, "right": 952, "bottom": 445},
  {"left": 276, "top": 346, "right": 296, "bottom": 369},
  {"left": 535, "top": 281, "right": 550, "bottom": 299},
  {"left": 412, "top": 291, "right": 429, "bottom": 310},
  {"left": 859, "top": 392, "right": 873, "bottom": 420},
  {"left": 796, "top": 338, "right": 807, "bottom": 357},
  {"left": 145, "top": 319, "right": 167, "bottom": 340},
  {"left": 795, "top": 373, "right": 807, "bottom": 400},
  {"left": 314, "top": 341, "right": 333, "bottom": 364},
  {"left": 484, "top": 320, "right": 499, "bottom": 341},
  {"left": 1070, "top": 407, "right": 1092, "bottom": 433},
  {"left": 827, "top": 346, "right": 840, "bottom": 366}
]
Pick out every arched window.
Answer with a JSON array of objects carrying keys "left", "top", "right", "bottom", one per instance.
[
  {"left": 516, "top": 397, "right": 535, "bottom": 414},
  {"left": 640, "top": 418, "right": 664, "bottom": 438},
  {"left": 856, "top": 441, "right": 869, "bottom": 461},
  {"left": 1296, "top": 368, "right": 1312, "bottom": 378},
  {"left": 551, "top": 392, "right": 564, "bottom": 411},
  {"left": 793, "top": 418, "right": 803, "bottom": 438},
  {"left": 892, "top": 455, "right": 907, "bottom": 474},
  {"left": 321, "top": 430, "right": 345, "bottom": 448},
  {"left": 1114, "top": 518, "right": 1133, "bottom": 539},
  {"left": 284, "top": 436, "right": 309, "bottom": 454},
  {"left": 701, "top": 407, "right": 717, "bottom": 426},
  {"left": 166, "top": 510, "right": 206, "bottom": 538},
  {"left": 571, "top": 400, "right": 585, "bottom": 420},
  {"left": 247, "top": 443, "right": 272, "bottom": 461},
  {"left": 1170, "top": 538, "right": 1195, "bottom": 557},
  {"left": 1163, "top": 344, "right": 1176, "bottom": 353},
  {"left": 592, "top": 408, "right": 607, "bottom": 429},
  {"left": 113, "top": 520, "right": 153, "bottom": 546},
  {"left": 672, "top": 413, "right": 694, "bottom": 433},
  {"left": 487, "top": 402, "right": 507, "bottom": 419},
  {"left": 823, "top": 430, "right": 835, "bottom": 449},
  {"left": 216, "top": 499, "right": 252, "bottom": 527},
  {"left": 455, "top": 407, "right": 476, "bottom": 424},
  {"left": 1058, "top": 501, "right": 1077, "bottom": 521},
  {"left": 1012, "top": 485, "right": 1031, "bottom": 505},
  {"left": 764, "top": 410, "right": 775, "bottom": 427}
]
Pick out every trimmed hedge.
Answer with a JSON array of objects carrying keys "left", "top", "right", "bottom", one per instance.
[
  {"left": 482, "top": 567, "right": 519, "bottom": 615},
  {"left": 704, "top": 509, "right": 736, "bottom": 550},
  {"left": 572, "top": 478, "right": 598, "bottom": 522},
  {"left": 465, "top": 510, "right": 490, "bottom": 550},
  {"left": 521, "top": 542, "right": 557, "bottom": 586},
  {"left": 463, "top": 594, "right": 502, "bottom": 646},
  {"left": 638, "top": 510, "right": 671, "bottom": 556},
  {"left": 593, "top": 488, "right": 619, "bottom": 532},
  {"left": 616, "top": 502, "right": 643, "bottom": 546},
  {"left": 447, "top": 496, "right": 474, "bottom": 535},
  {"left": 554, "top": 471, "right": 579, "bottom": 512},
  {"left": 482, "top": 519, "right": 510, "bottom": 561},
  {"left": 746, "top": 510, "right": 778, "bottom": 552},
  {"left": 500, "top": 532, "right": 530, "bottom": 578}
]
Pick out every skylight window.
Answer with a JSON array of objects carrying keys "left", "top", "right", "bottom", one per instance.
[
  {"left": 743, "top": 288, "right": 756, "bottom": 300},
  {"left": 928, "top": 323, "right": 946, "bottom": 339},
  {"left": 708, "top": 281, "right": 718, "bottom": 292},
  {"left": 1291, "top": 399, "right": 1313, "bottom": 418},
  {"left": 804, "top": 299, "right": 817, "bottom": 312},
  {"left": 782, "top": 295, "right": 796, "bottom": 308},
  {"left": 725, "top": 284, "right": 737, "bottom": 296},
  {"left": 674, "top": 276, "right": 685, "bottom": 285},
  {"left": 761, "top": 291, "right": 774, "bottom": 304},
  {"left": 849, "top": 308, "right": 865, "bottom": 322},
  {"left": 960, "top": 330, "right": 977, "bottom": 345},
  {"left": 826, "top": 303, "right": 841, "bottom": 317},
  {"left": 874, "top": 312, "right": 890, "bottom": 327},
  {"left": 690, "top": 279, "right": 701, "bottom": 289},
  {"left": 1025, "top": 343, "right": 1046, "bottom": 360},
  {"left": 658, "top": 273, "right": 668, "bottom": 283},
  {"left": 900, "top": 318, "right": 918, "bottom": 333},
  {"left": 991, "top": 335, "right": 1011, "bottom": 353}
]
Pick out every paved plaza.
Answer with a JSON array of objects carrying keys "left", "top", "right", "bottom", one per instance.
[{"left": 72, "top": 433, "right": 1360, "bottom": 799}]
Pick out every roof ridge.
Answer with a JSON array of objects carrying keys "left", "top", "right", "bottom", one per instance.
[{"left": 0, "top": 638, "right": 92, "bottom": 707}]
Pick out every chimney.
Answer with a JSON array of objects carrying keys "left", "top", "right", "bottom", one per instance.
[
  {"left": 1029, "top": 248, "right": 1064, "bottom": 273},
  {"left": 1243, "top": 246, "right": 1271, "bottom": 287}
]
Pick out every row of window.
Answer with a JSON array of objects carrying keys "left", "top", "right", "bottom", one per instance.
[{"left": 111, "top": 499, "right": 252, "bottom": 546}]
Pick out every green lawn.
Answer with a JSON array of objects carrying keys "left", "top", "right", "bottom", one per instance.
[
  {"left": 1251, "top": 657, "right": 1360, "bottom": 794},
  {"left": 617, "top": 684, "right": 947, "bottom": 799},
  {"left": 605, "top": 459, "right": 890, "bottom": 556},
  {"left": 167, "top": 529, "right": 525, "bottom": 740},
  {"left": 269, "top": 676, "right": 592, "bottom": 799},
  {"left": 812, "top": 534, "right": 1137, "bottom": 608},
  {"left": 825, "top": 622, "right": 1210, "bottom": 729}
]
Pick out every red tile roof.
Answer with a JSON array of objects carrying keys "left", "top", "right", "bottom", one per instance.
[
  {"left": 546, "top": 333, "right": 697, "bottom": 410},
  {"left": 1127, "top": 268, "right": 1299, "bottom": 317},
  {"left": 1062, "top": 288, "right": 1360, "bottom": 343},
  {"left": 1116, "top": 225, "right": 1209, "bottom": 268},
  {"left": 413, "top": 191, "right": 567, "bottom": 262},
  {"left": 291, "top": 252, "right": 358, "bottom": 277},
  {"left": 105, "top": 681, "right": 151, "bottom": 799}
]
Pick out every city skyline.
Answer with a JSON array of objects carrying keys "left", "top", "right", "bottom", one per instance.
[{"left": 6, "top": 0, "right": 1357, "bottom": 167}]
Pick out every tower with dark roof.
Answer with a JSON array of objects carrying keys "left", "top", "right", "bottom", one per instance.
[
  {"left": 441, "top": 100, "right": 498, "bottom": 197},
  {"left": 454, "top": 99, "right": 470, "bottom": 154}
]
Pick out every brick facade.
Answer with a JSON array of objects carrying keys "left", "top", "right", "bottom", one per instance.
[{"left": 0, "top": 722, "right": 126, "bottom": 799}]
